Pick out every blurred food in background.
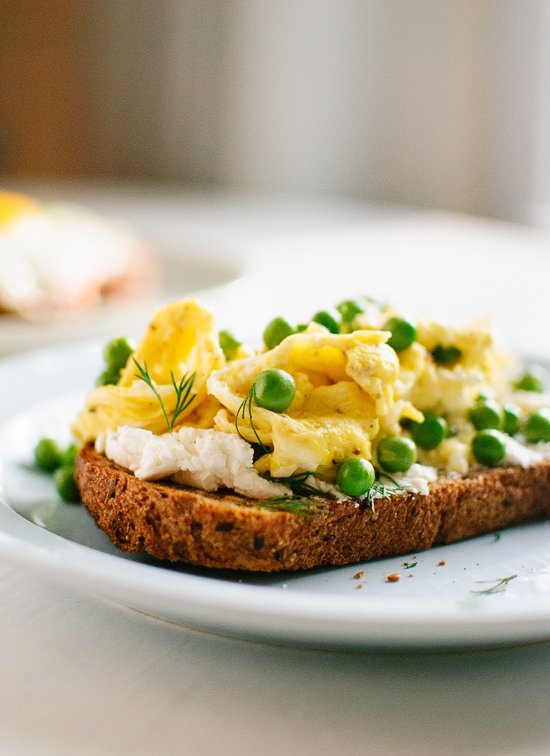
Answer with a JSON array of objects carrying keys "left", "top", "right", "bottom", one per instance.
[
  {"left": 2, "top": 3, "right": 550, "bottom": 225},
  {"left": 0, "top": 190, "right": 157, "bottom": 321}
]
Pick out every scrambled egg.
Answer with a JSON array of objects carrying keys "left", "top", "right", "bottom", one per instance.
[
  {"left": 73, "top": 296, "right": 507, "bottom": 479},
  {"left": 398, "top": 322, "right": 496, "bottom": 413},
  {"left": 209, "top": 328, "right": 422, "bottom": 477},
  {"left": 72, "top": 299, "right": 224, "bottom": 442},
  {"left": 396, "top": 319, "right": 500, "bottom": 472}
]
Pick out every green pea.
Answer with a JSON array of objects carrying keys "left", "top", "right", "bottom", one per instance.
[
  {"left": 468, "top": 399, "right": 502, "bottom": 431},
  {"left": 219, "top": 330, "right": 242, "bottom": 360},
  {"left": 502, "top": 405, "right": 521, "bottom": 436},
  {"left": 410, "top": 413, "right": 447, "bottom": 450},
  {"left": 336, "top": 300, "right": 364, "bottom": 324},
  {"left": 96, "top": 367, "right": 121, "bottom": 386},
  {"left": 54, "top": 466, "right": 81, "bottom": 503},
  {"left": 312, "top": 310, "right": 340, "bottom": 334},
  {"left": 263, "top": 317, "right": 295, "bottom": 350},
  {"left": 432, "top": 345, "right": 462, "bottom": 366},
  {"left": 471, "top": 429, "right": 506, "bottom": 466},
  {"left": 377, "top": 436, "right": 417, "bottom": 472},
  {"left": 524, "top": 409, "right": 550, "bottom": 443},
  {"left": 383, "top": 317, "right": 416, "bottom": 353},
  {"left": 515, "top": 372, "right": 545, "bottom": 393},
  {"left": 34, "top": 438, "right": 64, "bottom": 472},
  {"left": 254, "top": 369, "right": 296, "bottom": 413},
  {"left": 103, "top": 337, "right": 133, "bottom": 371},
  {"left": 336, "top": 457, "right": 375, "bottom": 497},
  {"left": 63, "top": 443, "right": 79, "bottom": 466}
]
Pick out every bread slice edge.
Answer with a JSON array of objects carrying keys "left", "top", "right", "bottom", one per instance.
[{"left": 75, "top": 444, "right": 550, "bottom": 572}]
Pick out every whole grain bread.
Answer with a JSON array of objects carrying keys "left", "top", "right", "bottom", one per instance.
[{"left": 75, "top": 444, "right": 550, "bottom": 572}]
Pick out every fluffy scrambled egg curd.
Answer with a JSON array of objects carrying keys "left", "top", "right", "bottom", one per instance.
[
  {"left": 72, "top": 299, "right": 224, "bottom": 442},
  {"left": 209, "top": 328, "right": 420, "bottom": 477},
  {"left": 73, "top": 296, "right": 550, "bottom": 500}
]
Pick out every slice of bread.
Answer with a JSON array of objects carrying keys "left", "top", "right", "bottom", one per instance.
[{"left": 75, "top": 444, "right": 550, "bottom": 572}]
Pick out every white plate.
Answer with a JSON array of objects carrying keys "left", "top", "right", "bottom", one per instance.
[{"left": 2, "top": 340, "right": 550, "bottom": 650}]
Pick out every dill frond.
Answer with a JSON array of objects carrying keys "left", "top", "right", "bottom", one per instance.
[{"left": 133, "top": 358, "right": 196, "bottom": 432}]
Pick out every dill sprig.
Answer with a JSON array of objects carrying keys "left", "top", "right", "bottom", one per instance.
[
  {"left": 264, "top": 471, "right": 333, "bottom": 500},
  {"left": 258, "top": 472, "right": 333, "bottom": 518},
  {"left": 259, "top": 470, "right": 405, "bottom": 518},
  {"left": 133, "top": 358, "right": 196, "bottom": 431},
  {"left": 471, "top": 574, "right": 517, "bottom": 596},
  {"left": 364, "top": 473, "right": 404, "bottom": 511},
  {"left": 235, "top": 383, "right": 269, "bottom": 452}
]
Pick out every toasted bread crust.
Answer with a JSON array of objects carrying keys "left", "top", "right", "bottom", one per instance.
[{"left": 75, "top": 444, "right": 550, "bottom": 572}]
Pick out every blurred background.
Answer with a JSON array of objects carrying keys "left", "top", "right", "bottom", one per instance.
[
  {"left": 2, "top": 0, "right": 550, "bottom": 224},
  {"left": 2, "top": 0, "right": 550, "bottom": 355}
]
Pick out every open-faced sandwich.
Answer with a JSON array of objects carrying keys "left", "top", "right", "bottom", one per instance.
[
  {"left": 69, "top": 297, "right": 550, "bottom": 571},
  {"left": 0, "top": 190, "right": 154, "bottom": 320}
]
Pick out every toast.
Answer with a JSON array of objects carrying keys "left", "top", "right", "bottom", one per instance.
[{"left": 76, "top": 444, "right": 550, "bottom": 572}]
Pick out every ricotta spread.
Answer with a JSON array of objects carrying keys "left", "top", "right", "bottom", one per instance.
[
  {"left": 97, "top": 426, "right": 441, "bottom": 501},
  {"left": 504, "top": 437, "right": 550, "bottom": 468},
  {"left": 388, "top": 464, "right": 438, "bottom": 495},
  {"left": 96, "top": 426, "right": 290, "bottom": 500}
]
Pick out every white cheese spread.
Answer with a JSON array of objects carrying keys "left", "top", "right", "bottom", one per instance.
[
  {"left": 388, "top": 463, "right": 438, "bottom": 495},
  {"left": 96, "top": 426, "right": 290, "bottom": 500},
  {"left": 504, "top": 437, "right": 550, "bottom": 468},
  {"left": 95, "top": 428, "right": 550, "bottom": 503}
]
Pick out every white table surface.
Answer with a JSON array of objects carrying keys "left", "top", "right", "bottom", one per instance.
[
  {"left": 3, "top": 562, "right": 550, "bottom": 756},
  {"left": 2, "top": 183, "right": 550, "bottom": 756}
]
